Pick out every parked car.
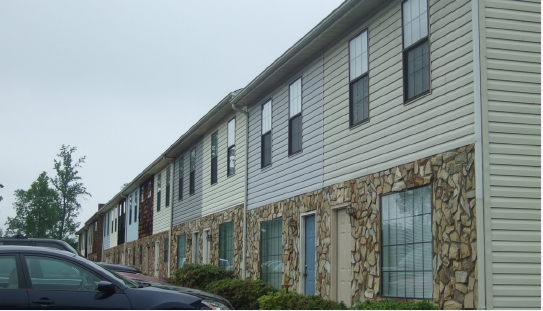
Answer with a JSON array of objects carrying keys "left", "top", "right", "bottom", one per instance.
[
  {"left": 0, "top": 245, "right": 215, "bottom": 309},
  {"left": 0, "top": 235, "right": 81, "bottom": 256}
]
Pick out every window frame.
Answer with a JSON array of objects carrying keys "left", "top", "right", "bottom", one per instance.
[
  {"left": 177, "top": 234, "right": 187, "bottom": 268},
  {"left": 288, "top": 77, "right": 303, "bottom": 155},
  {"left": 401, "top": 0, "right": 431, "bottom": 103},
  {"left": 261, "top": 100, "right": 272, "bottom": 168},
  {"left": 348, "top": 29, "right": 370, "bottom": 127},
  {"left": 211, "top": 131, "right": 219, "bottom": 184},
  {"left": 178, "top": 157, "right": 184, "bottom": 201},
  {"left": 260, "top": 218, "right": 283, "bottom": 290},
  {"left": 189, "top": 148, "right": 196, "bottom": 195},
  {"left": 157, "top": 173, "right": 162, "bottom": 212},
  {"left": 227, "top": 118, "right": 236, "bottom": 176},
  {"left": 218, "top": 222, "right": 234, "bottom": 270},
  {"left": 166, "top": 167, "right": 171, "bottom": 207}
]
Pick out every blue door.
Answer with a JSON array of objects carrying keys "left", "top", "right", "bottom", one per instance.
[{"left": 304, "top": 215, "right": 316, "bottom": 295}]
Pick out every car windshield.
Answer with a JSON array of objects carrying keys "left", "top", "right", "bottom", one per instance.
[{"left": 83, "top": 259, "right": 139, "bottom": 288}]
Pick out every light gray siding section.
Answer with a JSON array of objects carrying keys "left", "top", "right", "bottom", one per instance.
[
  {"left": 483, "top": 0, "right": 541, "bottom": 308},
  {"left": 247, "top": 55, "right": 324, "bottom": 210},
  {"left": 322, "top": 0, "right": 476, "bottom": 185},
  {"left": 172, "top": 141, "right": 204, "bottom": 226},
  {"left": 153, "top": 165, "right": 172, "bottom": 234},
  {"left": 201, "top": 111, "right": 246, "bottom": 216}
]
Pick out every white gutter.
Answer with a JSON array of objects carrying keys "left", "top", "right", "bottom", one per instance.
[
  {"left": 472, "top": 0, "right": 487, "bottom": 309},
  {"left": 231, "top": 101, "right": 249, "bottom": 280}
]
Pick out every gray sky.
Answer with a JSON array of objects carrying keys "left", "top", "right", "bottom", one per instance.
[{"left": 0, "top": 0, "right": 344, "bottom": 234}]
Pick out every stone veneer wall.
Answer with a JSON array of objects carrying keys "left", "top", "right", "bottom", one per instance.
[
  {"left": 103, "top": 230, "right": 170, "bottom": 279},
  {"left": 245, "top": 144, "right": 477, "bottom": 309},
  {"left": 170, "top": 204, "right": 244, "bottom": 278}
]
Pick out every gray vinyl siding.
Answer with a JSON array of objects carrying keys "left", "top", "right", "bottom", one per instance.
[
  {"left": 172, "top": 141, "right": 204, "bottom": 226},
  {"left": 153, "top": 165, "right": 172, "bottom": 234},
  {"left": 482, "top": 0, "right": 541, "bottom": 309},
  {"left": 322, "top": 0, "right": 476, "bottom": 185},
  {"left": 247, "top": 55, "right": 324, "bottom": 210},
  {"left": 201, "top": 111, "right": 246, "bottom": 216}
]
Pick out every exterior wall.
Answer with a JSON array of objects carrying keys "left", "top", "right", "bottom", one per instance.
[
  {"left": 172, "top": 141, "right": 204, "bottom": 226},
  {"left": 246, "top": 145, "right": 477, "bottom": 309},
  {"left": 126, "top": 188, "right": 139, "bottom": 243},
  {"left": 153, "top": 165, "right": 173, "bottom": 234},
  {"left": 110, "top": 206, "right": 118, "bottom": 248},
  {"left": 102, "top": 211, "right": 111, "bottom": 250},
  {"left": 322, "top": 0, "right": 475, "bottom": 186},
  {"left": 480, "top": 0, "right": 541, "bottom": 309},
  {"left": 201, "top": 111, "right": 246, "bottom": 216},
  {"left": 138, "top": 177, "right": 155, "bottom": 238},
  {"left": 170, "top": 204, "right": 244, "bottom": 278},
  {"left": 247, "top": 55, "right": 324, "bottom": 210}
]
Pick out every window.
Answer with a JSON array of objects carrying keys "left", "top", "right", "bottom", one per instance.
[
  {"left": 381, "top": 185, "right": 432, "bottom": 299},
  {"left": 147, "top": 180, "right": 152, "bottom": 214},
  {"left": 289, "top": 78, "right": 302, "bottom": 154},
  {"left": 189, "top": 148, "right": 196, "bottom": 195},
  {"left": 402, "top": 0, "right": 430, "bottom": 101},
  {"left": 0, "top": 255, "right": 19, "bottom": 289},
  {"left": 134, "top": 191, "right": 138, "bottom": 222},
  {"left": 219, "top": 222, "right": 234, "bottom": 270},
  {"left": 139, "top": 245, "right": 143, "bottom": 265},
  {"left": 178, "top": 157, "right": 184, "bottom": 200},
  {"left": 261, "top": 100, "right": 272, "bottom": 168},
  {"left": 164, "top": 238, "right": 169, "bottom": 263},
  {"left": 166, "top": 167, "right": 171, "bottom": 207},
  {"left": 157, "top": 173, "right": 162, "bottom": 212},
  {"left": 129, "top": 195, "right": 132, "bottom": 225},
  {"left": 260, "top": 218, "right": 282, "bottom": 290},
  {"left": 349, "top": 30, "right": 369, "bottom": 126},
  {"left": 177, "top": 234, "right": 186, "bottom": 268},
  {"left": 211, "top": 131, "right": 218, "bottom": 184},
  {"left": 114, "top": 218, "right": 117, "bottom": 232},
  {"left": 227, "top": 119, "right": 236, "bottom": 176}
]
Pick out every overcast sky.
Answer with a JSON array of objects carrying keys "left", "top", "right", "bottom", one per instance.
[{"left": 0, "top": 0, "right": 344, "bottom": 234}]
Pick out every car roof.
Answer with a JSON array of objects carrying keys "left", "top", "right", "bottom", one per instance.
[{"left": 0, "top": 245, "right": 77, "bottom": 257}]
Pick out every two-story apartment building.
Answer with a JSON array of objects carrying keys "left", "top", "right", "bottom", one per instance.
[{"left": 79, "top": 0, "right": 539, "bottom": 309}]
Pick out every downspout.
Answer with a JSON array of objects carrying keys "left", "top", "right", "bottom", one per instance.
[
  {"left": 232, "top": 100, "right": 249, "bottom": 280},
  {"left": 472, "top": 0, "right": 487, "bottom": 309}
]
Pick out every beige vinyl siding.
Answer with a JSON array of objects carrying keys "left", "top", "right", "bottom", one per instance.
[
  {"left": 153, "top": 165, "right": 172, "bottom": 234},
  {"left": 201, "top": 111, "right": 246, "bottom": 216},
  {"left": 322, "top": 0, "right": 476, "bottom": 185},
  {"left": 482, "top": 0, "right": 541, "bottom": 309}
]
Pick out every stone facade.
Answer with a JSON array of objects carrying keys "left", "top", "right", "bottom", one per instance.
[
  {"left": 170, "top": 204, "right": 244, "bottom": 278},
  {"left": 245, "top": 145, "right": 477, "bottom": 309}
]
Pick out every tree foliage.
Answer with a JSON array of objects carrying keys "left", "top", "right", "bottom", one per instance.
[{"left": 5, "top": 172, "right": 58, "bottom": 238}]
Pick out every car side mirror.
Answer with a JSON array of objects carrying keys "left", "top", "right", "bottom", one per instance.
[{"left": 97, "top": 281, "right": 115, "bottom": 294}]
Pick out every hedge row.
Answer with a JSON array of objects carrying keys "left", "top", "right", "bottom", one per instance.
[{"left": 167, "top": 264, "right": 438, "bottom": 310}]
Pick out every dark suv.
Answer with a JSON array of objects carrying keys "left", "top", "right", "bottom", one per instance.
[{"left": 0, "top": 236, "right": 80, "bottom": 255}]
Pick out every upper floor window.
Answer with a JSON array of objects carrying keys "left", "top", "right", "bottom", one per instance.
[
  {"left": 147, "top": 180, "right": 153, "bottom": 214},
  {"left": 178, "top": 157, "right": 184, "bottom": 200},
  {"left": 227, "top": 118, "right": 236, "bottom": 176},
  {"left": 289, "top": 78, "right": 302, "bottom": 154},
  {"left": 189, "top": 148, "right": 196, "bottom": 195},
  {"left": 166, "top": 166, "right": 171, "bottom": 207},
  {"left": 261, "top": 100, "right": 272, "bottom": 168},
  {"left": 349, "top": 30, "right": 369, "bottom": 126},
  {"left": 134, "top": 190, "right": 138, "bottom": 222},
  {"left": 211, "top": 131, "right": 218, "bottom": 184},
  {"left": 129, "top": 195, "right": 132, "bottom": 225},
  {"left": 157, "top": 173, "right": 162, "bottom": 212},
  {"left": 402, "top": 0, "right": 429, "bottom": 102}
]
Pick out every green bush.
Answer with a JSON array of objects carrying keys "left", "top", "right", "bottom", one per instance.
[
  {"left": 167, "top": 264, "right": 234, "bottom": 291},
  {"left": 205, "top": 278, "right": 278, "bottom": 310},
  {"left": 351, "top": 299, "right": 438, "bottom": 310},
  {"left": 257, "top": 290, "right": 348, "bottom": 310}
]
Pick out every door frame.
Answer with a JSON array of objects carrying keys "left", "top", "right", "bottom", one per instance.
[
  {"left": 298, "top": 211, "right": 316, "bottom": 295},
  {"left": 330, "top": 203, "right": 351, "bottom": 303}
]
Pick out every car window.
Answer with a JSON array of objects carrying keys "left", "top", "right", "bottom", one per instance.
[
  {"left": 25, "top": 256, "right": 104, "bottom": 291},
  {"left": 82, "top": 260, "right": 137, "bottom": 288},
  {"left": 0, "top": 256, "right": 19, "bottom": 289}
]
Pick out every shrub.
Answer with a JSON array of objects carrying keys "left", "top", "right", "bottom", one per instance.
[
  {"left": 257, "top": 290, "right": 348, "bottom": 310},
  {"left": 351, "top": 299, "right": 438, "bottom": 310},
  {"left": 167, "top": 264, "right": 234, "bottom": 291},
  {"left": 205, "top": 278, "right": 278, "bottom": 310}
]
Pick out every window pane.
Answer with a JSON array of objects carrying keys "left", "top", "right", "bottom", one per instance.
[
  {"left": 177, "top": 234, "right": 186, "bottom": 268},
  {"left": 228, "top": 119, "right": 236, "bottom": 147},
  {"left": 349, "top": 31, "right": 368, "bottom": 81},
  {"left": 0, "top": 256, "right": 18, "bottom": 289},
  {"left": 228, "top": 146, "right": 236, "bottom": 176},
  {"left": 262, "top": 101, "right": 271, "bottom": 134},
  {"left": 260, "top": 219, "right": 282, "bottom": 290},
  {"left": 190, "top": 149, "right": 196, "bottom": 172},
  {"left": 289, "top": 115, "right": 302, "bottom": 154},
  {"left": 219, "top": 222, "right": 234, "bottom": 270},
  {"left": 262, "top": 132, "right": 271, "bottom": 167},
  {"left": 289, "top": 79, "right": 301, "bottom": 117},
  {"left": 211, "top": 132, "right": 218, "bottom": 158},
  {"left": 406, "top": 40, "right": 430, "bottom": 100},
  {"left": 403, "top": 0, "right": 428, "bottom": 48},
  {"left": 211, "top": 157, "right": 218, "bottom": 184},
  {"left": 350, "top": 75, "right": 369, "bottom": 126}
]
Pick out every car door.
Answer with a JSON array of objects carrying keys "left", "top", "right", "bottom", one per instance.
[
  {"left": 0, "top": 254, "right": 29, "bottom": 309},
  {"left": 22, "top": 254, "right": 132, "bottom": 309}
]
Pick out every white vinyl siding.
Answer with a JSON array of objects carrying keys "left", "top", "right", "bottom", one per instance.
[
  {"left": 322, "top": 0, "right": 475, "bottom": 186},
  {"left": 482, "top": 0, "right": 541, "bottom": 309}
]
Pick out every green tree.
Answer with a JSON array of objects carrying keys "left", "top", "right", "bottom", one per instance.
[
  {"left": 5, "top": 172, "right": 58, "bottom": 238},
  {"left": 51, "top": 145, "right": 91, "bottom": 244}
]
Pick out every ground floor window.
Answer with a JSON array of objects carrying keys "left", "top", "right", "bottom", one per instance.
[
  {"left": 219, "top": 222, "right": 234, "bottom": 270},
  {"left": 381, "top": 185, "right": 432, "bottom": 299},
  {"left": 164, "top": 238, "right": 169, "bottom": 263},
  {"left": 260, "top": 218, "right": 282, "bottom": 290},
  {"left": 177, "top": 234, "right": 186, "bottom": 268}
]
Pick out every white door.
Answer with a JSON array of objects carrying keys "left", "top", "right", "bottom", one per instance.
[
  {"left": 154, "top": 241, "right": 159, "bottom": 277},
  {"left": 336, "top": 209, "right": 351, "bottom": 306}
]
